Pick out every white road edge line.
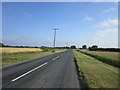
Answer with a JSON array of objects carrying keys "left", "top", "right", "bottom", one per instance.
[
  {"left": 11, "top": 62, "right": 48, "bottom": 82},
  {"left": 52, "top": 56, "right": 60, "bottom": 60}
]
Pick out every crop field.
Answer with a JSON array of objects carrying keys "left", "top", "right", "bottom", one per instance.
[
  {"left": 79, "top": 49, "right": 118, "bottom": 61},
  {"left": 78, "top": 49, "right": 119, "bottom": 68},
  {"left": 74, "top": 50, "right": 119, "bottom": 88},
  {"left": 1, "top": 47, "right": 66, "bottom": 66},
  {"left": 0, "top": 47, "right": 43, "bottom": 53}
]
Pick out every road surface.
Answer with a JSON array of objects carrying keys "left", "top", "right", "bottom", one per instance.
[{"left": 2, "top": 50, "right": 80, "bottom": 88}]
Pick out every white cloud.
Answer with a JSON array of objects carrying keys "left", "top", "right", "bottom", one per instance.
[
  {"left": 96, "top": 19, "right": 118, "bottom": 28},
  {"left": 93, "top": 28, "right": 118, "bottom": 48},
  {"left": 102, "top": 7, "right": 116, "bottom": 13},
  {"left": 93, "top": 18, "right": 118, "bottom": 48},
  {"left": 95, "top": 28, "right": 118, "bottom": 38},
  {"left": 84, "top": 16, "right": 93, "bottom": 21},
  {"left": 92, "top": 40, "right": 118, "bottom": 48}
]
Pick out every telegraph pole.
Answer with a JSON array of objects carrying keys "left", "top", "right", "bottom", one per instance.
[{"left": 52, "top": 28, "right": 58, "bottom": 52}]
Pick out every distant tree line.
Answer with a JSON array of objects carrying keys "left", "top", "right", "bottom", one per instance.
[
  {"left": 0, "top": 43, "right": 5, "bottom": 47},
  {"left": 0, "top": 42, "right": 76, "bottom": 49},
  {"left": 80, "top": 44, "right": 120, "bottom": 52},
  {"left": 0, "top": 43, "right": 39, "bottom": 48},
  {"left": 41, "top": 46, "right": 75, "bottom": 49},
  {"left": 89, "top": 47, "right": 120, "bottom": 52},
  {"left": 1, "top": 42, "right": 119, "bottom": 52},
  {"left": 88, "top": 45, "right": 120, "bottom": 52},
  {"left": 55, "top": 46, "right": 70, "bottom": 49},
  {"left": 70, "top": 45, "right": 76, "bottom": 49}
]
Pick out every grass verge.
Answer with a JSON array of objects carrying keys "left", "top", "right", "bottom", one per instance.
[
  {"left": 74, "top": 50, "right": 119, "bottom": 88},
  {"left": 78, "top": 50, "right": 119, "bottom": 68},
  {"left": 74, "top": 57, "right": 88, "bottom": 88}
]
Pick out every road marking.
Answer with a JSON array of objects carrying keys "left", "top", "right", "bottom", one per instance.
[
  {"left": 52, "top": 56, "right": 60, "bottom": 60},
  {"left": 11, "top": 62, "right": 48, "bottom": 82}
]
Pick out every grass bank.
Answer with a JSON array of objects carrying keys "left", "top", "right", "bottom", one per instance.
[
  {"left": 78, "top": 50, "right": 119, "bottom": 68},
  {"left": 74, "top": 50, "right": 119, "bottom": 88}
]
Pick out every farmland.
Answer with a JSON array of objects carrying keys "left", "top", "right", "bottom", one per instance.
[
  {"left": 79, "top": 49, "right": 118, "bottom": 61},
  {"left": 74, "top": 50, "right": 119, "bottom": 88},
  {"left": 1, "top": 47, "right": 65, "bottom": 66},
  {"left": 78, "top": 49, "right": 119, "bottom": 68},
  {"left": 1, "top": 47, "right": 43, "bottom": 53}
]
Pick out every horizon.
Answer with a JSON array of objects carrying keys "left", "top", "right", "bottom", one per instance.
[{"left": 2, "top": 2, "right": 118, "bottom": 48}]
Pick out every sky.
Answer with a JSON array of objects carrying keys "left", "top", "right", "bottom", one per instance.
[{"left": 2, "top": 2, "right": 118, "bottom": 48}]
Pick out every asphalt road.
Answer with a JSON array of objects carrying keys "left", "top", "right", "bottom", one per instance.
[{"left": 2, "top": 50, "right": 80, "bottom": 88}]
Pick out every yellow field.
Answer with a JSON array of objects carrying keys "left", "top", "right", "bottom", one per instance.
[{"left": 0, "top": 47, "right": 43, "bottom": 53}]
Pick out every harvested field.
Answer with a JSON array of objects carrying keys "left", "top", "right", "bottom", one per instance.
[{"left": 1, "top": 47, "right": 42, "bottom": 53}]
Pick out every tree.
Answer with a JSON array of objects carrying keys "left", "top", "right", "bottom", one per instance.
[
  {"left": 71, "top": 45, "right": 76, "bottom": 49},
  {"left": 91, "top": 45, "right": 98, "bottom": 49},
  {"left": 82, "top": 45, "right": 87, "bottom": 49},
  {"left": 0, "top": 43, "right": 5, "bottom": 47},
  {"left": 89, "top": 45, "right": 98, "bottom": 51}
]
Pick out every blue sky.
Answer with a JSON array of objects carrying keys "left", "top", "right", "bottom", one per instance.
[{"left": 2, "top": 2, "right": 118, "bottom": 48}]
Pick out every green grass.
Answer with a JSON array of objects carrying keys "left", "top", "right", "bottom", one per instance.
[
  {"left": 2, "top": 51, "right": 55, "bottom": 66},
  {"left": 80, "top": 50, "right": 118, "bottom": 61},
  {"left": 74, "top": 50, "right": 119, "bottom": 88},
  {"left": 78, "top": 50, "right": 119, "bottom": 68},
  {"left": 40, "top": 47, "right": 67, "bottom": 52}
]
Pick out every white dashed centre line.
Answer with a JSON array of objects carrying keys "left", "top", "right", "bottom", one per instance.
[
  {"left": 11, "top": 62, "right": 48, "bottom": 82},
  {"left": 52, "top": 56, "right": 60, "bottom": 60}
]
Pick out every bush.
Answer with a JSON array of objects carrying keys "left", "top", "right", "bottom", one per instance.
[
  {"left": 82, "top": 45, "right": 87, "bottom": 49},
  {"left": 40, "top": 46, "right": 52, "bottom": 52}
]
